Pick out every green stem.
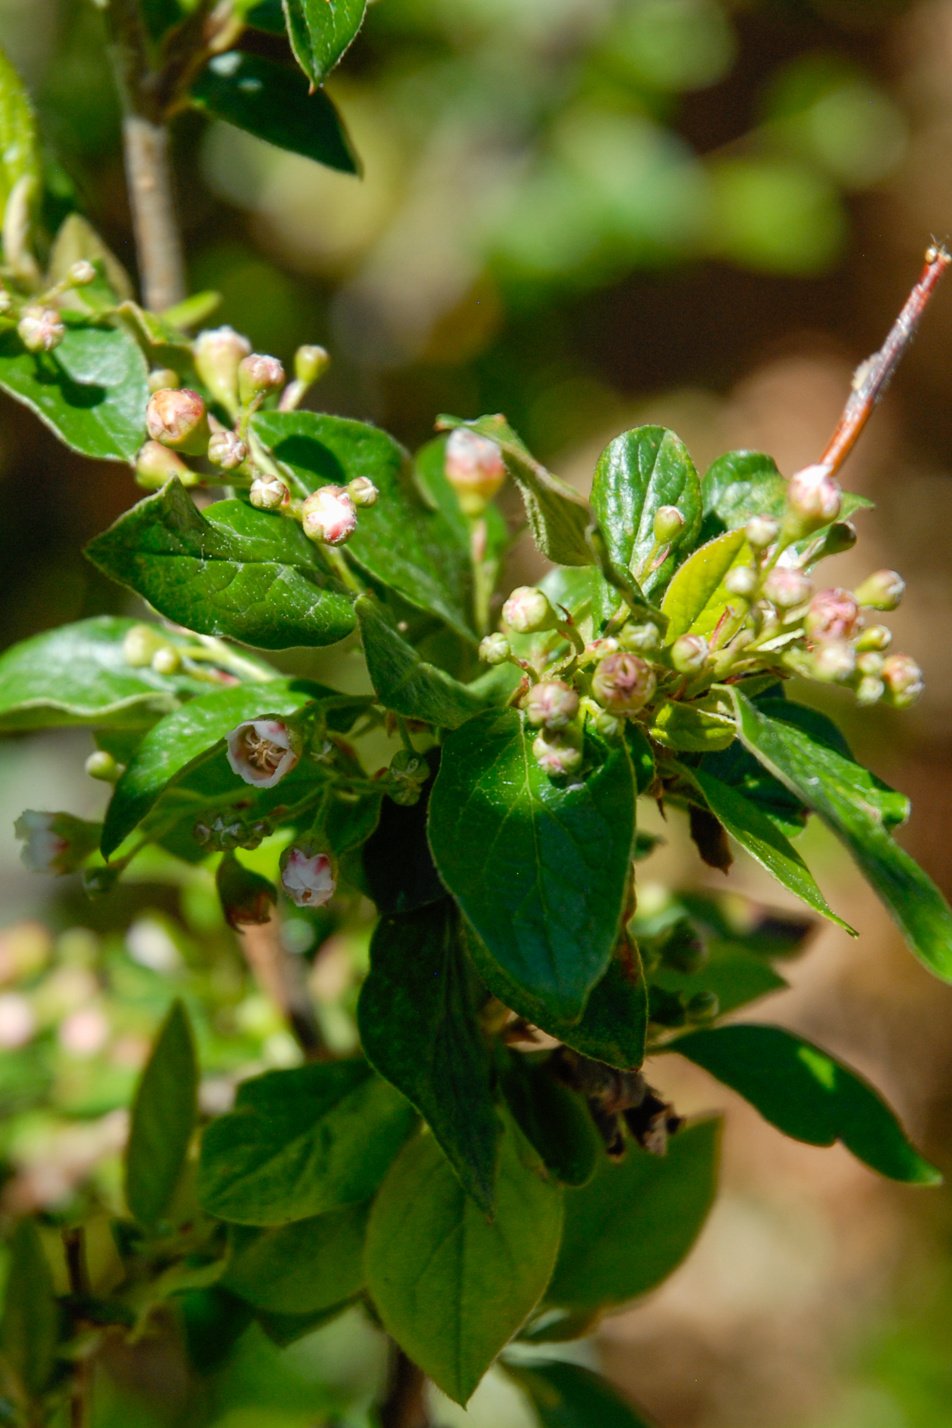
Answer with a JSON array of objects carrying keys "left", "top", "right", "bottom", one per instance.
[{"left": 189, "top": 635, "right": 278, "bottom": 682}]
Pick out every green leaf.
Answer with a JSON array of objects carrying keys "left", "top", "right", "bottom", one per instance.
[
  {"left": 0, "top": 46, "right": 38, "bottom": 238},
  {"left": 429, "top": 710, "right": 636, "bottom": 1022},
  {"left": 356, "top": 597, "right": 486, "bottom": 729},
  {"left": 223, "top": 1203, "right": 368, "bottom": 1313},
  {"left": 438, "top": 413, "right": 592, "bottom": 567},
  {"left": 125, "top": 1001, "right": 198, "bottom": 1228},
  {"left": 365, "top": 1121, "right": 563, "bottom": 1405},
  {"left": 358, "top": 904, "right": 500, "bottom": 1212},
  {"left": 283, "top": 0, "right": 368, "bottom": 84},
  {"left": 0, "top": 617, "right": 211, "bottom": 732},
  {"left": 101, "top": 677, "right": 328, "bottom": 856},
  {"left": 198, "top": 1059, "right": 415, "bottom": 1224},
  {"left": 649, "top": 694, "right": 735, "bottom": 753},
  {"left": 85, "top": 481, "right": 356, "bottom": 651},
  {"left": 651, "top": 940, "right": 788, "bottom": 1017},
  {"left": 0, "top": 1221, "right": 58, "bottom": 1400},
  {"left": 700, "top": 449, "right": 872, "bottom": 547},
  {"left": 505, "top": 1358, "right": 656, "bottom": 1428},
  {"left": 363, "top": 753, "right": 445, "bottom": 913},
  {"left": 659, "top": 528, "right": 750, "bottom": 642},
  {"left": 546, "top": 1119, "right": 720, "bottom": 1312},
  {"left": 244, "top": 0, "right": 285, "bottom": 33},
  {"left": 48, "top": 214, "right": 134, "bottom": 304},
  {"left": 729, "top": 689, "right": 952, "bottom": 980},
  {"left": 591, "top": 426, "right": 702, "bottom": 621},
  {"left": 255, "top": 1298, "right": 355, "bottom": 1347},
  {"left": 190, "top": 52, "right": 359, "bottom": 174},
  {"left": 671, "top": 1025, "right": 941, "bottom": 1184},
  {"left": 0, "top": 321, "right": 149, "bottom": 461},
  {"left": 502, "top": 1057, "right": 601, "bottom": 1188},
  {"left": 686, "top": 766, "right": 854, "bottom": 933},
  {"left": 253, "top": 412, "right": 474, "bottom": 639}
]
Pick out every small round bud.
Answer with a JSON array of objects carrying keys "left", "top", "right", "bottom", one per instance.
[
  {"left": 619, "top": 622, "right": 662, "bottom": 653},
  {"left": 207, "top": 428, "right": 248, "bottom": 471},
  {"left": 856, "top": 651, "right": 884, "bottom": 677},
  {"left": 820, "top": 521, "right": 857, "bottom": 556},
  {"left": 854, "top": 569, "right": 905, "bottom": 612},
  {"left": 194, "top": 326, "right": 251, "bottom": 410},
  {"left": 18, "top": 305, "right": 65, "bottom": 353},
  {"left": 67, "top": 259, "right": 96, "bottom": 286},
  {"left": 855, "top": 675, "right": 885, "bottom": 707},
  {"left": 532, "top": 730, "right": 584, "bottom": 779},
  {"left": 85, "top": 750, "right": 121, "bottom": 783},
  {"left": 855, "top": 624, "right": 892, "bottom": 653},
  {"left": 238, "top": 353, "right": 286, "bottom": 403},
  {"left": 216, "top": 853, "right": 276, "bottom": 929},
  {"left": 194, "top": 812, "right": 250, "bottom": 852},
  {"left": 479, "top": 632, "right": 511, "bottom": 665},
  {"left": 724, "top": 566, "right": 758, "bottom": 599},
  {"left": 148, "top": 367, "right": 180, "bottom": 393},
  {"left": 881, "top": 653, "right": 924, "bottom": 708},
  {"left": 123, "top": 624, "right": 168, "bottom": 668},
  {"left": 812, "top": 639, "right": 856, "bottom": 683},
  {"left": 444, "top": 429, "right": 507, "bottom": 517},
  {"left": 348, "top": 476, "right": 379, "bottom": 508},
  {"left": 14, "top": 810, "right": 100, "bottom": 876},
  {"left": 151, "top": 646, "right": 181, "bottom": 676},
  {"left": 0, "top": 994, "right": 35, "bottom": 1050},
  {"left": 280, "top": 843, "right": 336, "bottom": 909},
  {"left": 763, "top": 568, "right": 812, "bottom": 610},
  {"left": 146, "top": 388, "right": 210, "bottom": 453},
  {"left": 249, "top": 473, "right": 290, "bottom": 511},
  {"left": 591, "top": 652, "right": 657, "bottom": 713},
  {"left": 784, "top": 462, "right": 842, "bottom": 535},
  {"left": 669, "top": 635, "right": 709, "bottom": 674},
  {"left": 745, "top": 514, "right": 780, "bottom": 550},
  {"left": 805, "top": 588, "right": 860, "bottom": 642},
  {"left": 226, "top": 718, "right": 301, "bottom": 788},
  {"left": 686, "top": 990, "right": 720, "bottom": 1023},
  {"left": 653, "top": 506, "right": 685, "bottom": 544},
  {"left": 301, "top": 484, "right": 358, "bottom": 546},
  {"left": 589, "top": 708, "right": 624, "bottom": 740},
  {"left": 135, "top": 440, "right": 196, "bottom": 490},
  {"left": 388, "top": 749, "right": 428, "bottom": 806},
  {"left": 523, "top": 679, "right": 580, "bottom": 732},
  {"left": 294, "top": 344, "right": 330, "bottom": 385},
  {"left": 502, "top": 586, "right": 556, "bottom": 635}
]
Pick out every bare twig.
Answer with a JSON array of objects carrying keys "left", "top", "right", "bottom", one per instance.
[
  {"left": 378, "top": 1345, "right": 430, "bottom": 1428},
  {"left": 240, "top": 917, "right": 328, "bottom": 1061},
  {"left": 62, "top": 1227, "right": 92, "bottom": 1428}
]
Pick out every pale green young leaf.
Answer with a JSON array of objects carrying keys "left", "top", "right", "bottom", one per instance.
[{"left": 125, "top": 1001, "right": 198, "bottom": 1228}]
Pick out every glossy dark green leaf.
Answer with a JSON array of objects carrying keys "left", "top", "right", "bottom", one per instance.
[
  {"left": 687, "top": 766, "right": 853, "bottom": 932},
  {"left": 660, "top": 528, "right": 749, "bottom": 642},
  {"left": 0, "top": 617, "right": 212, "bottom": 732},
  {"left": 243, "top": 0, "right": 285, "bottom": 34},
  {"left": 505, "top": 1358, "right": 656, "bottom": 1428},
  {"left": 283, "top": 0, "right": 368, "bottom": 84},
  {"left": 546, "top": 1119, "right": 720, "bottom": 1311},
  {"left": 502, "top": 1057, "right": 601, "bottom": 1188},
  {"left": 198, "top": 1059, "right": 415, "bottom": 1224},
  {"left": 190, "top": 52, "right": 359, "bottom": 174},
  {"left": 0, "top": 46, "right": 39, "bottom": 230},
  {"left": 364, "top": 751, "right": 445, "bottom": 913},
  {"left": 86, "top": 481, "right": 356, "bottom": 651},
  {"left": 0, "top": 321, "right": 149, "bottom": 461},
  {"left": 591, "top": 426, "right": 702, "bottom": 622},
  {"left": 672, "top": 1025, "right": 940, "bottom": 1184},
  {"left": 359, "top": 904, "right": 499, "bottom": 1212},
  {"left": 223, "top": 1203, "right": 368, "bottom": 1313},
  {"left": 700, "top": 449, "right": 872, "bottom": 546},
  {"left": 429, "top": 710, "right": 636, "bottom": 1022},
  {"left": 356, "top": 597, "right": 486, "bottom": 729},
  {"left": 365, "top": 1121, "right": 563, "bottom": 1405},
  {"left": 0, "top": 1221, "right": 58, "bottom": 1399},
  {"left": 125, "top": 1001, "right": 198, "bottom": 1228},
  {"left": 253, "top": 412, "right": 474, "bottom": 639},
  {"left": 729, "top": 689, "right": 952, "bottom": 980},
  {"left": 101, "top": 677, "right": 328, "bottom": 856},
  {"left": 438, "top": 413, "right": 592, "bottom": 566}
]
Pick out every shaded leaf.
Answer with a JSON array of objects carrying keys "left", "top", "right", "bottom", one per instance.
[
  {"left": 0, "top": 1221, "right": 58, "bottom": 1399},
  {"left": 223, "top": 1203, "right": 368, "bottom": 1313},
  {"left": 283, "top": 0, "right": 368, "bottom": 84},
  {"left": 502, "top": 1057, "right": 601, "bottom": 1188},
  {"left": 356, "top": 596, "right": 486, "bottom": 729},
  {"left": 505, "top": 1358, "right": 657, "bottom": 1428},
  {"left": 364, "top": 751, "right": 445, "bottom": 913},
  {"left": 651, "top": 940, "right": 788, "bottom": 1017},
  {"left": 126, "top": 1001, "right": 198, "bottom": 1227}
]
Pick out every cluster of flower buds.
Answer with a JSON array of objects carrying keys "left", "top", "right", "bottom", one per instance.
[
  {"left": 194, "top": 810, "right": 271, "bottom": 853},
  {"left": 1, "top": 260, "right": 100, "bottom": 355},
  {"left": 122, "top": 623, "right": 185, "bottom": 677},
  {"left": 387, "top": 749, "right": 429, "bottom": 806}
]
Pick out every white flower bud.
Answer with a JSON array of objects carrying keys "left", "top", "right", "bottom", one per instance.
[
  {"left": 249, "top": 473, "right": 290, "bottom": 511},
  {"left": 146, "top": 388, "right": 210, "bottom": 454},
  {"left": 444, "top": 429, "right": 506, "bottom": 517},
  {"left": 532, "top": 731, "right": 584, "bottom": 779},
  {"left": 619, "top": 623, "right": 662, "bottom": 653},
  {"left": 854, "top": 569, "right": 905, "bottom": 612},
  {"left": 0, "top": 993, "right": 35, "bottom": 1049},
  {"left": 523, "top": 679, "right": 580, "bottom": 731},
  {"left": 479, "top": 633, "right": 511, "bottom": 665},
  {"left": 67, "top": 260, "right": 96, "bottom": 287},
  {"left": 812, "top": 639, "right": 856, "bottom": 683},
  {"left": 301, "top": 485, "right": 358, "bottom": 545},
  {"left": 18, "top": 305, "right": 65, "bottom": 353},
  {"left": 763, "top": 568, "right": 812, "bottom": 610},
  {"left": 502, "top": 586, "right": 556, "bottom": 634},
  {"left": 882, "top": 653, "right": 924, "bottom": 708},
  {"left": 238, "top": 353, "right": 286, "bottom": 403},
  {"left": 856, "top": 675, "right": 885, "bottom": 707},
  {"left": 669, "top": 635, "right": 709, "bottom": 674},
  {"left": 784, "top": 462, "right": 842, "bottom": 536},
  {"left": 724, "top": 566, "right": 758, "bottom": 599},
  {"left": 280, "top": 844, "right": 336, "bottom": 908},
  {"left": 745, "top": 514, "right": 780, "bottom": 549},
  {"left": 207, "top": 429, "right": 248, "bottom": 470},
  {"left": 592, "top": 652, "right": 657, "bottom": 713},
  {"left": 348, "top": 476, "right": 379, "bottom": 508},
  {"left": 194, "top": 326, "right": 251, "bottom": 410},
  {"left": 226, "top": 719, "right": 301, "bottom": 788}
]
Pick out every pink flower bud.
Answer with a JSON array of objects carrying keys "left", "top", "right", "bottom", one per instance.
[
  {"left": 14, "top": 811, "right": 101, "bottom": 875},
  {"left": 207, "top": 428, "right": 248, "bottom": 470},
  {"left": 17, "top": 305, "right": 65, "bottom": 353},
  {"left": 348, "top": 476, "right": 379, "bottom": 508},
  {"left": 0, "top": 993, "right": 35, "bottom": 1049},
  {"left": 724, "top": 566, "right": 758, "bottom": 599},
  {"left": 216, "top": 853, "right": 277, "bottom": 929},
  {"left": 784, "top": 463, "right": 842, "bottom": 535},
  {"left": 763, "top": 568, "right": 812, "bottom": 610},
  {"left": 145, "top": 388, "right": 210, "bottom": 453},
  {"left": 479, "top": 632, "right": 511, "bottom": 665},
  {"left": 812, "top": 639, "right": 856, "bottom": 683},
  {"left": 249, "top": 473, "right": 290, "bottom": 511},
  {"left": 745, "top": 514, "right": 780, "bottom": 549},
  {"left": 135, "top": 440, "right": 196, "bottom": 490},
  {"left": 591, "top": 652, "right": 657, "bottom": 713},
  {"left": 805, "top": 588, "right": 860, "bottom": 642},
  {"left": 238, "top": 353, "right": 286, "bottom": 403},
  {"left": 280, "top": 844, "right": 336, "bottom": 908},
  {"left": 194, "top": 326, "right": 251, "bottom": 410},
  {"left": 653, "top": 506, "right": 685, "bottom": 544},
  {"left": 523, "top": 679, "right": 580, "bottom": 732},
  {"left": 301, "top": 485, "right": 358, "bottom": 545},
  {"left": 444, "top": 429, "right": 507, "bottom": 517},
  {"left": 67, "top": 260, "right": 96, "bottom": 287},
  {"left": 502, "top": 586, "right": 556, "bottom": 634},
  {"left": 532, "top": 731, "right": 584, "bottom": 779},
  {"left": 669, "top": 635, "right": 708, "bottom": 674},
  {"left": 882, "top": 653, "right": 924, "bottom": 708},
  {"left": 854, "top": 569, "right": 905, "bottom": 612},
  {"left": 226, "top": 719, "right": 301, "bottom": 788}
]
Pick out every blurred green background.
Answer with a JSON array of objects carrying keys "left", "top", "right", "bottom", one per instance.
[{"left": 1, "top": 0, "right": 952, "bottom": 1424}]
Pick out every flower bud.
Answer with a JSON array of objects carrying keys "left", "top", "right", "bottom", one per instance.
[
  {"left": 85, "top": 750, "right": 121, "bottom": 783},
  {"left": 216, "top": 853, "right": 276, "bottom": 929},
  {"left": 854, "top": 569, "right": 905, "bottom": 612},
  {"left": 619, "top": 622, "right": 662, "bottom": 653},
  {"left": 135, "top": 440, "right": 197, "bottom": 490},
  {"left": 805, "top": 588, "right": 860, "bottom": 642},
  {"left": 294, "top": 344, "right": 330, "bottom": 385},
  {"left": 763, "top": 568, "right": 812, "bottom": 610},
  {"left": 0, "top": 993, "right": 35, "bottom": 1049},
  {"left": 855, "top": 675, "right": 885, "bottom": 707},
  {"left": 724, "top": 566, "right": 758, "bottom": 599},
  {"left": 249, "top": 473, "right": 290, "bottom": 511},
  {"left": 502, "top": 586, "right": 556, "bottom": 635},
  {"left": 669, "top": 635, "right": 708, "bottom": 674},
  {"left": 194, "top": 812, "right": 248, "bottom": 851},
  {"left": 67, "top": 259, "right": 96, "bottom": 287},
  {"left": 479, "top": 632, "right": 511, "bottom": 665},
  {"left": 653, "top": 506, "right": 685, "bottom": 544},
  {"left": 532, "top": 730, "right": 584, "bottom": 779},
  {"left": 238, "top": 353, "right": 285, "bottom": 404},
  {"left": 686, "top": 990, "right": 720, "bottom": 1023},
  {"left": 444, "top": 429, "right": 507, "bottom": 517},
  {"left": 388, "top": 749, "right": 428, "bottom": 806},
  {"left": 591, "top": 652, "right": 657, "bottom": 713},
  {"left": 523, "top": 679, "right": 580, "bottom": 732},
  {"left": 14, "top": 811, "right": 101, "bottom": 875},
  {"left": 812, "top": 639, "right": 856, "bottom": 683},
  {"left": 589, "top": 707, "right": 624, "bottom": 740},
  {"left": 301, "top": 484, "right": 358, "bottom": 546},
  {"left": 146, "top": 388, "right": 210, "bottom": 454},
  {"left": 783, "top": 462, "right": 842, "bottom": 536},
  {"left": 280, "top": 843, "right": 336, "bottom": 908},
  {"left": 820, "top": 521, "right": 857, "bottom": 556},
  {"left": 194, "top": 326, "right": 251, "bottom": 410},
  {"left": 151, "top": 646, "right": 181, "bottom": 676},
  {"left": 745, "top": 514, "right": 780, "bottom": 550},
  {"left": 207, "top": 428, "right": 248, "bottom": 471},
  {"left": 348, "top": 476, "right": 379, "bottom": 508},
  {"left": 18, "top": 305, "right": 65, "bottom": 353},
  {"left": 148, "top": 367, "right": 179, "bottom": 393},
  {"left": 856, "top": 651, "right": 884, "bottom": 677},
  {"left": 855, "top": 623, "right": 892, "bottom": 653},
  {"left": 226, "top": 718, "right": 301, "bottom": 788},
  {"left": 123, "top": 624, "right": 169, "bottom": 667},
  {"left": 882, "top": 653, "right": 924, "bottom": 708}
]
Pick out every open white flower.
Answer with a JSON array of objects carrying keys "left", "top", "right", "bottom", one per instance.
[{"left": 226, "top": 719, "right": 301, "bottom": 788}]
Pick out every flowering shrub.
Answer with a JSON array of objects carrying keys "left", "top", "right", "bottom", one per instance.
[{"left": 0, "top": 5, "right": 949, "bottom": 1427}]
